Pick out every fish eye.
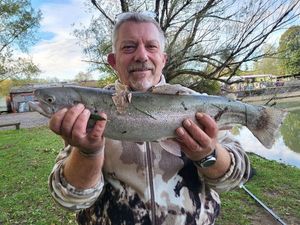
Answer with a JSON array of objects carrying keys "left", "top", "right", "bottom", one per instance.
[{"left": 46, "top": 96, "right": 55, "bottom": 103}]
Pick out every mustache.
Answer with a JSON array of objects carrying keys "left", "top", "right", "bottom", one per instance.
[{"left": 128, "top": 63, "right": 154, "bottom": 73}]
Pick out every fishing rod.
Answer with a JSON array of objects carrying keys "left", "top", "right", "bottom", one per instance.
[{"left": 241, "top": 185, "right": 287, "bottom": 225}]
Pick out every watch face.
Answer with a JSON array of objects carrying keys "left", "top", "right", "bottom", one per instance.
[
  {"left": 201, "top": 157, "right": 217, "bottom": 167},
  {"left": 193, "top": 149, "right": 217, "bottom": 168}
]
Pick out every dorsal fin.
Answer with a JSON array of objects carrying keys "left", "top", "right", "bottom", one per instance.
[{"left": 150, "top": 84, "right": 200, "bottom": 95}]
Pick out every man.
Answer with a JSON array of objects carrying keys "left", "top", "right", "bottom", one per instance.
[{"left": 49, "top": 12, "right": 250, "bottom": 225}]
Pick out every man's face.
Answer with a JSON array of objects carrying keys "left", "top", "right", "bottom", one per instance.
[{"left": 108, "top": 22, "right": 167, "bottom": 92}]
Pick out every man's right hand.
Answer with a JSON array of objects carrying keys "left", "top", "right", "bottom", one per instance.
[{"left": 49, "top": 103, "right": 107, "bottom": 155}]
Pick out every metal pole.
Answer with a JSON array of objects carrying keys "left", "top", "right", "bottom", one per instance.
[{"left": 241, "top": 185, "right": 287, "bottom": 225}]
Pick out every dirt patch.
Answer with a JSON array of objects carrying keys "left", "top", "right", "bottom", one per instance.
[
  {"left": 0, "top": 112, "right": 49, "bottom": 130},
  {"left": 247, "top": 208, "right": 283, "bottom": 225}
]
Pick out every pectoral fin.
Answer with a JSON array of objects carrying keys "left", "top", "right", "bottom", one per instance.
[{"left": 159, "top": 139, "right": 182, "bottom": 157}]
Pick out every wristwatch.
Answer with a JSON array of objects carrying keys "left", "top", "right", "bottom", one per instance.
[{"left": 193, "top": 149, "right": 217, "bottom": 168}]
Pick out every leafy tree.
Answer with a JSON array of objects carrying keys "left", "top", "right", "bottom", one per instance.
[
  {"left": 278, "top": 25, "right": 300, "bottom": 75},
  {"left": 253, "top": 44, "right": 282, "bottom": 75},
  {"left": 280, "top": 112, "right": 300, "bottom": 153},
  {"left": 97, "top": 74, "right": 118, "bottom": 87},
  {"left": 0, "top": 79, "right": 13, "bottom": 95},
  {"left": 74, "top": 0, "right": 300, "bottom": 90},
  {"left": 0, "top": 0, "right": 42, "bottom": 82},
  {"left": 75, "top": 71, "right": 92, "bottom": 82}
]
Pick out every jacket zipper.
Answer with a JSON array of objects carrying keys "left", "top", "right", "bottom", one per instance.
[{"left": 146, "top": 142, "right": 156, "bottom": 225}]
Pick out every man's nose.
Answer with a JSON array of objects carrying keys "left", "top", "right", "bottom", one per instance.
[{"left": 134, "top": 45, "right": 148, "bottom": 62}]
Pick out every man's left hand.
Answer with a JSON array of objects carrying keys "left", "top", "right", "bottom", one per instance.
[{"left": 176, "top": 112, "right": 218, "bottom": 161}]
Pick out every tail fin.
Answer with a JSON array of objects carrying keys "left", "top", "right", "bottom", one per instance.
[{"left": 247, "top": 107, "right": 288, "bottom": 149}]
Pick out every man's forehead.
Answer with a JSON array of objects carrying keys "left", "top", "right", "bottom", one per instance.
[
  {"left": 119, "top": 39, "right": 160, "bottom": 45},
  {"left": 117, "top": 22, "right": 161, "bottom": 39}
]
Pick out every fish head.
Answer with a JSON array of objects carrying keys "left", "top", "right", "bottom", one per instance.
[
  {"left": 31, "top": 87, "right": 81, "bottom": 117},
  {"left": 28, "top": 101, "right": 51, "bottom": 118}
]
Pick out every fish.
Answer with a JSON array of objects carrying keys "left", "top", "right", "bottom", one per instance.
[{"left": 28, "top": 85, "right": 287, "bottom": 149}]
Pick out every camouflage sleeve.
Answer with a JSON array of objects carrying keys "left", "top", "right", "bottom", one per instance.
[
  {"left": 200, "top": 131, "right": 251, "bottom": 193},
  {"left": 48, "top": 145, "right": 104, "bottom": 211}
]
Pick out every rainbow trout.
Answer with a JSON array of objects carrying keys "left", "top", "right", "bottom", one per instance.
[{"left": 29, "top": 85, "right": 287, "bottom": 149}]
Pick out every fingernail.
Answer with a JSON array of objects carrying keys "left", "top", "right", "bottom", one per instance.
[
  {"left": 184, "top": 119, "right": 191, "bottom": 127},
  {"left": 100, "top": 112, "right": 107, "bottom": 120},
  {"left": 196, "top": 112, "right": 203, "bottom": 118},
  {"left": 59, "top": 108, "right": 68, "bottom": 113},
  {"left": 83, "top": 109, "right": 90, "bottom": 115},
  {"left": 75, "top": 103, "right": 84, "bottom": 109},
  {"left": 176, "top": 128, "right": 185, "bottom": 136}
]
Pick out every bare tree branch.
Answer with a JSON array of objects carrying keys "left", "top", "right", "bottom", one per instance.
[
  {"left": 91, "top": 0, "right": 114, "bottom": 24},
  {"left": 76, "top": 0, "right": 300, "bottom": 89},
  {"left": 155, "top": 0, "right": 161, "bottom": 19},
  {"left": 120, "top": 0, "right": 129, "bottom": 12}
]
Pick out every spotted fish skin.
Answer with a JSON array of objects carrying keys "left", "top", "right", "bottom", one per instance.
[{"left": 30, "top": 85, "right": 287, "bottom": 148}]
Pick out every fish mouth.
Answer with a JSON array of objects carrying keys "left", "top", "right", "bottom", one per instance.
[{"left": 28, "top": 101, "right": 52, "bottom": 118}]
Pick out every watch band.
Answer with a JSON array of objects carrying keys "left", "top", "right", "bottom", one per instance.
[{"left": 193, "top": 149, "right": 217, "bottom": 168}]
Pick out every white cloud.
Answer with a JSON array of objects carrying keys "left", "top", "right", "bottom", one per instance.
[
  {"left": 31, "top": 38, "right": 89, "bottom": 80},
  {"left": 30, "top": 0, "right": 97, "bottom": 81}
]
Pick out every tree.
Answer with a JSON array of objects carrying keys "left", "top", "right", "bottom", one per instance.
[
  {"left": 75, "top": 71, "right": 92, "bottom": 82},
  {"left": 0, "top": 0, "right": 42, "bottom": 82},
  {"left": 97, "top": 74, "right": 118, "bottom": 87},
  {"left": 74, "top": 0, "right": 300, "bottom": 91},
  {"left": 0, "top": 79, "right": 13, "bottom": 95},
  {"left": 278, "top": 25, "right": 300, "bottom": 75},
  {"left": 280, "top": 112, "right": 300, "bottom": 153},
  {"left": 253, "top": 44, "right": 282, "bottom": 75}
]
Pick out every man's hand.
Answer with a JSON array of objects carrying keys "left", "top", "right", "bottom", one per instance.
[
  {"left": 49, "top": 103, "right": 107, "bottom": 155},
  {"left": 176, "top": 112, "right": 218, "bottom": 161},
  {"left": 176, "top": 112, "right": 232, "bottom": 178}
]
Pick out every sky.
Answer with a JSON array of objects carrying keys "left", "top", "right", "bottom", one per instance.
[{"left": 28, "top": 0, "right": 98, "bottom": 81}]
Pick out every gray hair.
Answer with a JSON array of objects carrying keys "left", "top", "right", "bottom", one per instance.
[{"left": 112, "top": 12, "right": 166, "bottom": 52}]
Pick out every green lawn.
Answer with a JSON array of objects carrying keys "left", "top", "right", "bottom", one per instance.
[
  {"left": 0, "top": 127, "right": 76, "bottom": 224},
  {"left": 0, "top": 126, "right": 299, "bottom": 224},
  {"left": 218, "top": 155, "right": 300, "bottom": 225}
]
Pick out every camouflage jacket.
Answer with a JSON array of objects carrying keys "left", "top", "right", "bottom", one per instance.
[{"left": 49, "top": 79, "right": 251, "bottom": 225}]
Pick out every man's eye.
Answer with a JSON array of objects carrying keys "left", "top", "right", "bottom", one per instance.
[
  {"left": 123, "top": 46, "right": 135, "bottom": 50},
  {"left": 147, "top": 45, "right": 158, "bottom": 51}
]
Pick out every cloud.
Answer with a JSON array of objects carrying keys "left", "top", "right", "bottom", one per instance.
[
  {"left": 30, "top": 0, "right": 97, "bottom": 81},
  {"left": 31, "top": 37, "right": 90, "bottom": 80}
]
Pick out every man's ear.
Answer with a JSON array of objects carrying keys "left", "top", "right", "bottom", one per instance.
[
  {"left": 107, "top": 53, "right": 116, "bottom": 69},
  {"left": 163, "top": 53, "right": 168, "bottom": 66}
]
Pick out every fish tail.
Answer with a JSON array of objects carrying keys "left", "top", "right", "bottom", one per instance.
[{"left": 247, "top": 107, "right": 288, "bottom": 149}]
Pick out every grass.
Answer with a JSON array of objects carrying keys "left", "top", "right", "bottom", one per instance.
[
  {"left": 217, "top": 154, "right": 300, "bottom": 225},
  {"left": 1, "top": 126, "right": 300, "bottom": 224},
  {"left": 0, "top": 127, "right": 76, "bottom": 225}
]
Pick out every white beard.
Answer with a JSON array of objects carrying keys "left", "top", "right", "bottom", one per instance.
[{"left": 130, "top": 78, "right": 153, "bottom": 92}]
